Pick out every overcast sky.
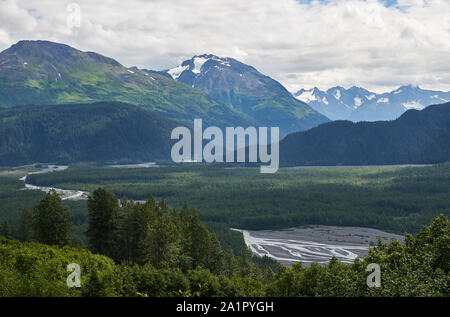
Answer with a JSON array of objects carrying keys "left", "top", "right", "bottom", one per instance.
[{"left": 0, "top": 0, "right": 449, "bottom": 93}]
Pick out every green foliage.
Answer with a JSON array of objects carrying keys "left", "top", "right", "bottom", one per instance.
[
  {"left": 86, "top": 188, "right": 120, "bottom": 259},
  {"left": 32, "top": 190, "right": 73, "bottom": 246},
  {"left": 0, "top": 221, "right": 13, "bottom": 239},
  {"left": 0, "top": 172, "right": 44, "bottom": 226},
  {"left": 0, "top": 215, "right": 448, "bottom": 297},
  {"left": 0, "top": 166, "right": 449, "bottom": 297},
  {"left": 17, "top": 210, "right": 33, "bottom": 242},
  {"left": 0, "top": 237, "right": 116, "bottom": 297},
  {"left": 362, "top": 214, "right": 449, "bottom": 296},
  {"left": 87, "top": 188, "right": 224, "bottom": 274}
]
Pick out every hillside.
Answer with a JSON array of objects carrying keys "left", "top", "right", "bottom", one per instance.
[
  {"left": 280, "top": 102, "right": 450, "bottom": 166},
  {"left": 166, "top": 54, "right": 329, "bottom": 135},
  {"left": 0, "top": 102, "right": 178, "bottom": 166},
  {"left": 0, "top": 40, "right": 253, "bottom": 128}
]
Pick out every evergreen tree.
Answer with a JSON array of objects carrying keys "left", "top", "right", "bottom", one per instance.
[
  {"left": 32, "top": 190, "right": 73, "bottom": 246},
  {"left": 223, "top": 247, "right": 239, "bottom": 278},
  {"left": 86, "top": 188, "right": 120, "bottom": 260},
  {"left": 238, "top": 248, "right": 254, "bottom": 278},
  {"left": 17, "top": 209, "right": 34, "bottom": 242},
  {"left": 117, "top": 199, "right": 153, "bottom": 264},
  {"left": 0, "top": 221, "right": 13, "bottom": 239},
  {"left": 145, "top": 204, "right": 181, "bottom": 268}
]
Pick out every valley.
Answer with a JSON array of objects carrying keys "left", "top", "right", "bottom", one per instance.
[
  {"left": 3, "top": 162, "right": 446, "bottom": 260},
  {"left": 0, "top": 0, "right": 449, "bottom": 299}
]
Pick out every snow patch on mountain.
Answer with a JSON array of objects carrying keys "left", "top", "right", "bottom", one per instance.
[
  {"left": 192, "top": 56, "right": 210, "bottom": 74},
  {"left": 334, "top": 89, "right": 341, "bottom": 100},
  {"left": 292, "top": 85, "right": 450, "bottom": 122},
  {"left": 295, "top": 89, "right": 317, "bottom": 103},
  {"left": 168, "top": 64, "right": 189, "bottom": 79},
  {"left": 402, "top": 101, "right": 424, "bottom": 110},
  {"left": 167, "top": 55, "right": 233, "bottom": 80}
]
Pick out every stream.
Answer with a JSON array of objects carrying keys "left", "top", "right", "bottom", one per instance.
[{"left": 19, "top": 165, "right": 89, "bottom": 201}]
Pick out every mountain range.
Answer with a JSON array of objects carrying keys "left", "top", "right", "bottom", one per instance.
[
  {"left": 280, "top": 102, "right": 450, "bottom": 166},
  {"left": 164, "top": 54, "right": 329, "bottom": 134},
  {"left": 293, "top": 85, "right": 450, "bottom": 122},
  {"left": 0, "top": 40, "right": 449, "bottom": 167},
  {"left": 0, "top": 40, "right": 329, "bottom": 134},
  {"left": 0, "top": 40, "right": 253, "bottom": 128}
]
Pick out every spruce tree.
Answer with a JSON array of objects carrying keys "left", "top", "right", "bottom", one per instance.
[
  {"left": 86, "top": 188, "right": 120, "bottom": 260},
  {"left": 32, "top": 190, "right": 73, "bottom": 246},
  {"left": 18, "top": 209, "right": 34, "bottom": 242},
  {"left": 0, "top": 221, "right": 13, "bottom": 239}
]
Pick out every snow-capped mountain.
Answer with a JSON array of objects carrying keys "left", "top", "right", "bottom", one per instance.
[
  {"left": 165, "top": 54, "right": 329, "bottom": 135},
  {"left": 293, "top": 85, "right": 450, "bottom": 121},
  {"left": 167, "top": 54, "right": 234, "bottom": 84}
]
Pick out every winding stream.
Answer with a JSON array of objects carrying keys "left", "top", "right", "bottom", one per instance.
[
  {"left": 19, "top": 165, "right": 89, "bottom": 201},
  {"left": 18, "top": 163, "right": 159, "bottom": 201}
]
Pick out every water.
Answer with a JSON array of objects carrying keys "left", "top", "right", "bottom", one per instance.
[
  {"left": 286, "top": 164, "right": 432, "bottom": 169},
  {"left": 108, "top": 162, "right": 159, "bottom": 168},
  {"left": 19, "top": 165, "right": 89, "bottom": 201},
  {"left": 232, "top": 226, "right": 404, "bottom": 267}
]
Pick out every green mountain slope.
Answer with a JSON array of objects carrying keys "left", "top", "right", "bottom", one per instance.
[
  {"left": 280, "top": 102, "right": 450, "bottom": 166},
  {"left": 0, "top": 40, "right": 253, "bottom": 127},
  {"left": 0, "top": 102, "right": 178, "bottom": 166}
]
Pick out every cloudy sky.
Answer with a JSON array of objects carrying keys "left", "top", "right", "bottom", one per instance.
[{"left": 0, "top": 0, "right": 449, "bottom": 93}]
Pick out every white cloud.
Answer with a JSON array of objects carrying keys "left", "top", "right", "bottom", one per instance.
[{"left": 0, "top": 0, "right": 449, "bottom": 93}]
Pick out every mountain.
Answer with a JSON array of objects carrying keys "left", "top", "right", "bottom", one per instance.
[
  {"left": 130, "top": 66, "right": 172, "bottom": 79},
  {"left": 0, "top": 40, "right": 253, "bottom": 128},
  {"left": 293, "top": 85, "right": 450, "bottom": 121},
  {"left": 0, "top": 102, "right": 179, "bottom": 166},
  {"left": 280, "top": 102, "right": 450, "bottom": 166},
  {"left": 165, "top": 54, "right": 329, "bottom": 135},
  {"left": 350, "top": 85, "right": 450, "bottom": 122}
]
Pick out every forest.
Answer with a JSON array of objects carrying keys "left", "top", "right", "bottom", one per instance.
[
  {"left": 23, "top": 163, "right": 450, "bottom": 237},
  {"left": 0, "top": 187, "right": 448, "bottom": 297},
  {"left": 280, "top": 103, "right": 450, "bottom": 165},
  {"left": 0, "top": 163, "right": 449, "bottom": 297},
  {"left": 0, "top": 102, "right": 178, "bottom": 166}
]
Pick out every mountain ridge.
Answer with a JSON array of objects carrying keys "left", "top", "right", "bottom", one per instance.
[
  {"left": 293, "top": 85, "right": 450, "bottom": 122},
  {"left": 165, "top": 54, "right": 330, "bottom": 135},
  {"left": 0, "top": 40, "right": 254, "bottom": 128},
  {"left": 279, "top": 102, "right": 450, "bottom": 166}
]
